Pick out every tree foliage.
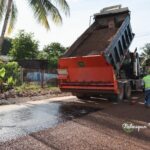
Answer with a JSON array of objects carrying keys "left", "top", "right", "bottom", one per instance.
[
  {"left": 0, "top": 0, "right": 70, "bottom": 33},
  {"left": 141, "top": 43, "right": 150, "bottom": 66},
  {"left": 9, "top": 30, "right": 39, "bottom": 60},
  {"left": 37, "top": 51, "right": 48, "bottom": 60},
  {"left": 1, "top": 37, "right": 12, "bottom": 55},
  {"left": 43, "top": 42, "right": 67, "bottom": 68},
  {"left": 0, "top": 0, "right": 70, "bottom": 52}
]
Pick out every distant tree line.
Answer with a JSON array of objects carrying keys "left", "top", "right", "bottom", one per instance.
[
  {"left": 1, "top": 30, "right": 68, "bottom": 68},
  {"left": 2, "top": 30, "right": 150, "bottom": 68}
]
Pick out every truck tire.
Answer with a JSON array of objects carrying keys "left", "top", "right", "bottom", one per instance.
[
  {"left": 124, "top": 83, "right": 131, "bottom": 100},
  {"left": 76, "top": 94, "right": 90, "bottom": 100},
  {"left": 113, "top": 83, "right": 124, "bottom": 103}
]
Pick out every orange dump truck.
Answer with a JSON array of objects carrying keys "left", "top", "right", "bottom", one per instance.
[{"left": 58, "top": 5, "right": 142, "bottom": 101}]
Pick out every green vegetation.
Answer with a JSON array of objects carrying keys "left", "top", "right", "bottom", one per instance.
[
  {"left": 9, "top": 30, "right": 39, "bottom": 60},
  {"left": 0, "top": 0, "right": 70, "bottom": 52},
  {"left": 3, "top": 61, "right": 20, "bottom": 84},
  {"left": 37, "top": 51, "right": 48, "bottom": 60},
  {"left": 0, "top": 61, "right": 20, "bottom": 83},
  {"left": 0, "top": 61, "right": 20, "bottom": 92},
  {"left": 1, "top": 37, "right": 12, "bottom": 55},
  {"left": 15, "top": 83, "right": 41, "bottom": 93},
  {"left": 141, "top": 43, "right": 150, "bottom": 66},
  {"left": 0, "top": 67, "right": 6, "bottom": 92},
  {"left": 0, "top": 30, "right": 67, "bottom": 93},
  {"left": 8, "top": 31, "right": 67, "bottom": 68},
  {"left": 15, "top": 82, "right": 58, "bottom": 93},
  {"left": 43, "top": 42, "right": 67, "bottom": 68},
  {"left": 0, "top": 0, "right": 70, "bottom": 93}
]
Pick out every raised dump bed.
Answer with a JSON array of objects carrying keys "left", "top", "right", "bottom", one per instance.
[
  {"left": 69, "top": 28, "right": 118, "bottom": 56},
  {"left": 63, "top": 5, "right": 134, "bottom": 72}
]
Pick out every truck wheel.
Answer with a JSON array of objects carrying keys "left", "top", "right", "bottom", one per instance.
[
  {"left": 76, "top": 94, "right": 90, "bottom": 100},
  {"left": 113, "top": 84, "right": 124, "bottom": 103},
  {"left": 124, "top": 83, "right": 131, "bottom": 100}
]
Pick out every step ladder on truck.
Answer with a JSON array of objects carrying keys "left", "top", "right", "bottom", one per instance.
[{"left": 58, "top": 5, "right": 143, "bottom": 102}]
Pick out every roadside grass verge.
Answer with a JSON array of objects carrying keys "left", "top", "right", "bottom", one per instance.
[{"left": 15, "top": 82, "right": 59, "bottom": 93}]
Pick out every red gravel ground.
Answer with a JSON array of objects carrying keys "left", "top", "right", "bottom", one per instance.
[
  {"left": 71, "top": 28, "right": 117, "bottom": 56},
  {"left": 0, "top": 92, "right": 149, "bottom": 150}
]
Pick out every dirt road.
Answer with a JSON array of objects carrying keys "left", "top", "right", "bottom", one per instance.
[{"left": 0, "top": 92, "right": 149, "bottom": 150}]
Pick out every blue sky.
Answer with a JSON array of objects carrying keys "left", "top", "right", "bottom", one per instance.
[{"left": 1, "top": 0, "right": 150, "bottom": 52}]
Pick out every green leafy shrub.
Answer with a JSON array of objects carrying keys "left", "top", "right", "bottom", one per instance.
[
  {"left": 4, "top": 61, "right": 20, "bottom": 85},
  {"left": 0, "top": 67, "right": 6, "bottom": 78},
  {"left": 7, "top": 77, "right": 16, "bottom": 86},
  {"left": 0, "top": 61, "right": 20, "bottom": 92},
  {"left": 0, "top": 67, "right": 6, "bottom": 92}
]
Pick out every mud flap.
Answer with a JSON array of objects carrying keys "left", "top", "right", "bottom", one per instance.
[
  {"left": 124, "top": 82, "right": 131, "bottom": 100},
  {"left": 112, "top": 83, "right": 124, "bottom": 103}
]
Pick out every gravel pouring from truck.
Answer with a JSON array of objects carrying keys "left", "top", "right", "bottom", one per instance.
[{"left": 58, "top": 5, "right": 142, "bottom": 101}]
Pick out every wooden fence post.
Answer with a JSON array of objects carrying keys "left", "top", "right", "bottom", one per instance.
[
  {"left": 20, "top": 67, "right": 24, "bottom": 84},
  {"left": 41, "top": 69, "right": 44, "bottom": 88}
]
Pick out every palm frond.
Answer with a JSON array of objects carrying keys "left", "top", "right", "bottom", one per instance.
[
  {"left": 43, "top": 0, "right": 62, "bottom": 25},
  {"left": 54, "top": 0, "right": 70, "bottom": 16},
  {"left": 28, "top": 0, "right": 69, "bottom": 29},
  {"left": 6, "top": 1, "right": 18, "bottom": 34},
  {"left": 0, "top": 0, "right": 6, "bottom": 21},
  {"left": 28, "top": 0, "right": 50, "bottom": 29}
]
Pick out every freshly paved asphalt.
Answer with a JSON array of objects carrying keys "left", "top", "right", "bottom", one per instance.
[{"left": 0, "top": 93, "right": 150, "bottom": 149}]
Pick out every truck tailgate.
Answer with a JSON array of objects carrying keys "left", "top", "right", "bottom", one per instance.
[{"left": 58, "top": 55, "right": 117, "bottom": 93}]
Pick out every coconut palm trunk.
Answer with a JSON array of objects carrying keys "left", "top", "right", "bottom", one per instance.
[
  {"left": 0, "top": 0, "right": 70, "bottom": 55},
  {"left": 0, "top": 0, "right": 13, "bottom": 54}
]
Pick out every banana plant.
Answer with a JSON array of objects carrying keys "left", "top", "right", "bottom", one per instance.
[
  {"left": 7, "top": 76, "right": 16, "bottom": 88},
  {"left": 0, "top": 67, "right": 15, "bottom": 92},
  {"left": 0, "top": 67, "right": 6, "bottom": 92}
]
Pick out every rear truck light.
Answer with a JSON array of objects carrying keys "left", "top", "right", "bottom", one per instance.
[{"left": 57, "top": 69, "right": 68, "bottom": 75}]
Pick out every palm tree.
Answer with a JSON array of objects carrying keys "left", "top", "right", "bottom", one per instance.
[{"left": 0, "top": 0, "right": 70, "bottom": 54}]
